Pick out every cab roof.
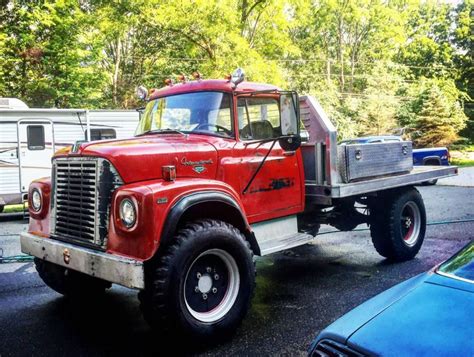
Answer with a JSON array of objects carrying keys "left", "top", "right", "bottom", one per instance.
[{"left": 148, "top": 79, "right": 280, "bottom": 100}]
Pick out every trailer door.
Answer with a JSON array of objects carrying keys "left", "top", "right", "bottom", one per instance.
[{"left": 18, "top": 120, "right": 54, "bottom": 193}]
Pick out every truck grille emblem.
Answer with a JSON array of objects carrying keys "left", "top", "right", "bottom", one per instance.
[{"left": 193, "top": 166, "right": 206, "bottom": 174}]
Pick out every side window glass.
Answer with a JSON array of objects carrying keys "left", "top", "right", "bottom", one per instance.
[
  {"left": 27, "top": 125, "right": 45, "bottom": 150},
  {"left": 237, "top": 97, "right": 279, "bottom": 140}
]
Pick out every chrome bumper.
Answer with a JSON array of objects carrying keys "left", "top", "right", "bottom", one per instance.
[{"left": 20, "top": 232, "right": 144, "bottom": 289}]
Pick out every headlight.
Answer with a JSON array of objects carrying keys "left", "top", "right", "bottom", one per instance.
[
  {"left": 120, "top": 198, "right": 137, "bottom": 228},
  {"left": 31, "top": 189, "right": 42, "bottom": 212}
]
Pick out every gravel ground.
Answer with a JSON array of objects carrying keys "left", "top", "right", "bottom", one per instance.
[{"left": 438, "top": 166, "right": 474, "bottom": 187}]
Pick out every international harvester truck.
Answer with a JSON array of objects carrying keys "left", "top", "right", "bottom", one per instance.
[{"left": 21, "top": 69, "right": 457, "bottom": 342}]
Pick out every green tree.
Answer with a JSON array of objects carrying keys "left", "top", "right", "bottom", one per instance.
[
  {"left": 0, "top": 0, "right": 106, "bottom": 107},
  {"left": 401, "top": 81, "right": 468, "bottom": 147}
]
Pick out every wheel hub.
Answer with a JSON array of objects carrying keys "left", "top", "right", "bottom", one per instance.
[
  {"left": 405, "top": 217, "right": 412, "bottom": 228},
  {"left": 401, "top": 201, "right": 421, "bottom": 246},
  {"left": 197, "top": 274, "right": 213, "bottom": 293}
]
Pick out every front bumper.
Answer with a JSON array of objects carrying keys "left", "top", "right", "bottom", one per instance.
[{"left": 20, "top": 232, "right": 144, "bottom": 289}]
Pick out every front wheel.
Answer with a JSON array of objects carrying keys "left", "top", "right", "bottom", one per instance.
[
  {"left": 369, "top": 187, "right": 426, "bottom": 261},
  {"left": 139, "top": 219, "right": 255, "bottom": 343}
]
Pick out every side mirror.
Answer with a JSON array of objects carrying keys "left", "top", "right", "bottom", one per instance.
[
  {"left": 279, "top": 92, "right": 301, "bottom": 151},
  {"left": 279, "top": 134, "right": 301, "bottom": 152}
]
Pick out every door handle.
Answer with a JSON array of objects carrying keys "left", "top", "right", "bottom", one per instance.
[{"left": 283, "top": 151, "right": 295, "bottom": 156}]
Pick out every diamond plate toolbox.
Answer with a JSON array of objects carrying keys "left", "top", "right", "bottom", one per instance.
[{"left": 337, "top": 141, "right": 413, "bottom": 183}]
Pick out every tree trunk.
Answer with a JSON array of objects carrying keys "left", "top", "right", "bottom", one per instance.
[
  {"left": 338, "top": 18, "right": 345, "bottom": 92},
  {"left": 112, "top": 37, "right": 122, "bottom": 107}
]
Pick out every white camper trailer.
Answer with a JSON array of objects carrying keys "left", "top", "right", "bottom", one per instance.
[{"left": 0, "top": 98, "right": 139, "bottom": 212}]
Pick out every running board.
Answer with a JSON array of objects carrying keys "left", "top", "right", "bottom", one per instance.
[{"left": 259, "top": 232, "right": 315, "bottom": 256}]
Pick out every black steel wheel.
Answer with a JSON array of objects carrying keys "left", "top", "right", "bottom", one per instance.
[
  {"left": 369, "top": 187, "right": 426, "bottom": 261},
  {"left": 34, "top": 258, "right": 111, "bottom": 297},
  {"left": 139, "top": 219, "right": 255, "bottom": 343}
]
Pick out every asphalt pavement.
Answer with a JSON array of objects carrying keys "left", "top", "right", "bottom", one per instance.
[{"left": 0, "top": 184, "right": 473, "bottom": 356}]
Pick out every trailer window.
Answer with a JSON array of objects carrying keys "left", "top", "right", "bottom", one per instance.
[
  {"left": 27, "top": 125, "right": 45, "bottom": 150},
  {"left": 88, "top": 128, "right": 116, "bottom": 141}
]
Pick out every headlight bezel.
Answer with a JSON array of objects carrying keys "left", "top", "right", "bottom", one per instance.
[
  {"left": 31, "top": 188, "right": 42, "bottom": 212},
  {"left": 119, "top": 197, "right": 137, "bottom": 229}
]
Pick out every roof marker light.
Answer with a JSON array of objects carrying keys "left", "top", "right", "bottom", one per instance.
[
  {"left": 164, "top": 78, "right": 173, "bottom": 86},
  {"left": 177, "top": 74, "right": 186, "bottom": 83},
  {"left": 192, "top": 71, "right": 202, "bottom": 80}
]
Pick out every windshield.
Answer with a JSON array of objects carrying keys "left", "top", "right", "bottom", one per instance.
[
  {"left": 437, "top": 242, "right": 474, "bottom": 283},
  {"left": 135, "top": 91, "right": 233, "bottom": 138}
]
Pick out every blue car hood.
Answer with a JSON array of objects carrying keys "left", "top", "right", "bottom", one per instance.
[{"left": 346, "top": 274, "right": 474, "bottom": 356}]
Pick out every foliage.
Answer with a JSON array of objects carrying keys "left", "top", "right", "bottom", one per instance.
[
  {"left": 0, "top": 0, "right": 471, "bottom": 146},
  {"left": 397, "top": 78, "right": 468, "bottom": 146}
]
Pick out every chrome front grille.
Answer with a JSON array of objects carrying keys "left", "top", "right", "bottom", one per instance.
[
  {"left": 54, "top": 160, "right": 98, "bottom": 243},
  {"left": 51, "top": 157, "right": 123, "bottom": 249}
]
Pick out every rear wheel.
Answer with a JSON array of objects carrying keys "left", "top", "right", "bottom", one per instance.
[
  {"left": 35, "top": 258, "right": 111, "bottom": 297},
  {"left": 369, "top": 187, "right": 426, "bottom": 261},
  {"left": 139, "top": 219, "right": 255, "bottom": 343}
]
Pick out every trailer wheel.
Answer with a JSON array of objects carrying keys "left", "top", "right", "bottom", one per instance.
[
  {"left": 139, "top": 219, "right": 255, "bottom": 343},
  {"left": 0, "top": 204, "right": 4, "bottom": 213},
  {"left": 369, "top": 187, "right": 426, "bottom": 261},
  {"left": 34, "top": 258, "right": 111, "bottom": 297}
]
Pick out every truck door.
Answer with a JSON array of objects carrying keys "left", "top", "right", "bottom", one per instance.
[
  {"left": 18, "top": 120, "right": 54, "bottom": 193},
  {"left": 234, "top": 96, "right": 303, "bottom": 221}
]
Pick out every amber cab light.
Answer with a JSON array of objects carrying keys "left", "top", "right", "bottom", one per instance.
[{"left": 162, "top": 165, "right": 176, "bottom": 181}]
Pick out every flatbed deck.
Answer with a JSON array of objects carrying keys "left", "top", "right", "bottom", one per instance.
[{"left": 306, "top": 166, "right": 458, "bottom": 202}]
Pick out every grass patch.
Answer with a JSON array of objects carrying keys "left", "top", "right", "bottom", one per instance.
[
  {"left": 2, "top": 204, "right": 27, "bottom": 214},
  {"left": 450, "top": 144, "right": 474, "bottom": 152},
  {"left": 451, "top": 157, "right": 474, "bottom": 167}
]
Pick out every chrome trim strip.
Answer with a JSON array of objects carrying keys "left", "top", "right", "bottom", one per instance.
[{"left": 436, "top": 270, "right": 474, "bottom": 284}]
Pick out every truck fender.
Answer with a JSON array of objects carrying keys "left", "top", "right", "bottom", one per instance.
[{"left": 160, "top": 191, "right": 261, "bottom": 256}]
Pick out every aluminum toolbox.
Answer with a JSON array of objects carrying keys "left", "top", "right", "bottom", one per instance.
[{"left": 337, "top": 141, "right": 413, "bottom": 183}]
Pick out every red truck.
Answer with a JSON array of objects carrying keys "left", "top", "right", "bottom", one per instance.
[{"left": 21, "top": 69, "right": 457, "bottom": 343}]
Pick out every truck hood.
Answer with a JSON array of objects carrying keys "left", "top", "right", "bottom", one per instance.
[
  {"left": 61, "top": 134, "right": 219, "bottom": 183},
  {"left": 312, "top": 272, "right": 474, "bottom": 356},
  {"left": 347, "top": 275, "right": 474, "bottom": 356}
]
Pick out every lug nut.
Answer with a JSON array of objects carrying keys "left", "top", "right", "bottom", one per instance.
[
  {"left": 214, "top": 274, "right": 219, "bottom": 280},
  {"left": 197, "top": 272, "right": 202, "bottom": 279},
  {"left": 202, "top": 293, "right": 208, "bottom": 300},
  {"left": 212, "top": 287, "right": 217, "bottom": 294},
  {"left": 195, "top": 286, "right": 199, "bottom": 293},
  {"left": 206, "top": 267, "right": 212, "bottom": 273}
]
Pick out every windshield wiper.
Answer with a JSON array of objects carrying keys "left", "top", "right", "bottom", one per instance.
[{"left": 136, "top": 128, "right": 187, "bottom": 137}]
